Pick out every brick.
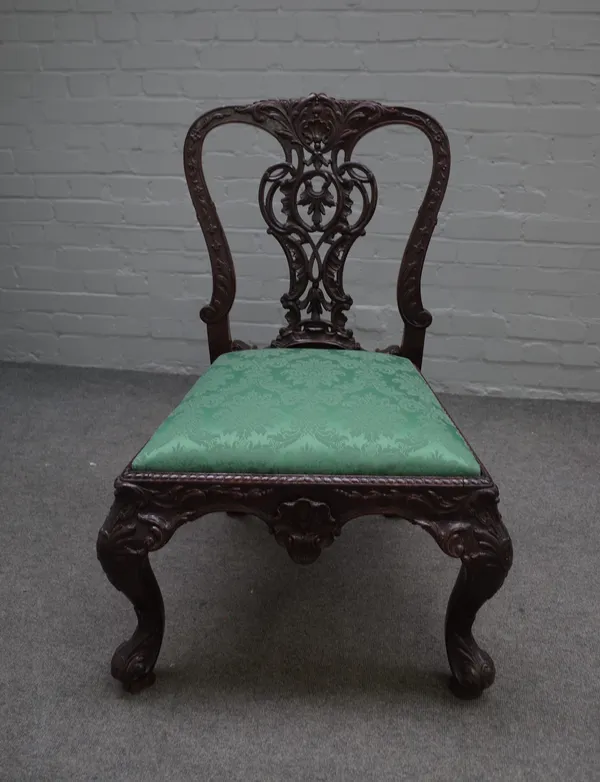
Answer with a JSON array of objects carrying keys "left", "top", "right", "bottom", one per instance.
[
  {"left": 17, "top": 267, "right": 84, "bottom": 292},
  {"left": 56, "top": 248, "right": 123, "bottom": 270},
  {"left": 54, "top": 200, "right": 123, "bottom": 224},
  {"left": 585, "top": 321, "right": 600, "bottom": 344},
  {"left": 174, "top": 12, "right": 216, "bottom": 41},
  {"left": 0, "top": 151, "right": 15, "bottom": 173},
  {"left": 444, "top": 215, "right": 523, "bottom": 241},
  {"left": 0, "top": 176, "right": 35, "bottom": 197},
  {"left": 142, "top": 73, "right": 181, "bottom": 97},
  {"left": 120, "top": 43, "right": 199, "bottom": 70},
  {"left": 43, "top": 99, "right": 120, "bottom": 124},
  {"left": 55, "top": 14, "right": 95, "bottom": 41},
  {"left": 96, "top": 14, "right": 136, "bottom": 41},
  {"left": 571, "top": 297, "right": 600, "bottom": 318},
  {"left": 0, "top": 126, "right": 32, "bottom": 149},
  {"left": 0, "top": 73, "right": 31, "bottom": 97},
  {"left": 198, "top": 43, "right": 282, "bottom": 70},
  {"left": 123, "top": 202, "right": 195, "bottom": 227},
  {"left": 31, "top": 72, "right": 67, "bottom": 98},
  {"left": 180, "top": 71, "right": 222, "bottom": 99},
  {"left": 108, "top": 177, "right": 148, "bottom": 201},
  {"left": 524, "top": 219, "right": 600, "bottom": 245},
  {"left": 17, "top": 15, "right": 55, "bottom": 41},
  {"left": 118, "top": 0, "right": 204, "bottom": 10},
  {"left": 68, "top": 271, "right": 113, "bottom": 294},
  {"left": 136, "top": 13, "right": 177, "bottom": 42},
  {"left": 14, "top": 312, "right": 54, "bottom": 332},
  {"left": 256, "top": 13, "right": 296, "bottom": 41},
  {"left": 0, "top": 15, "right": 19, "bottom": 40},
  {"left": 41, "top": 44, "right": 118, "bottom": 70},
  {"left": 502, "top": 188, "right": 546, "bottom": 214},
  {"left": 215, "top": 11, "right": 256, "bottom": 40},
  {"left": 508, "top": 320, "right": 584, "bottom": 353},
  {"left": 16, "top": 0, "right": 71, "bottom": 8},
  {"left": 484, "top": 340, "right": 523, "bottom": 363},
  {"left": 108, "top": 72, "right": 142, "bottom": 96},
  {"left": 353, "top": 307, "right": 385, "bottom": 333},
  {"left": 2, "top": 331, "right": 60, "bottom": 363},
  {"left": 0, "top": 198, "right": 53, "bottom": 222},
  {"left": 521, "top": 341, "right": 560, "bottom": 364},
  {"left": 297, "top": 13, "right": 339, "bottom": 41},
  {"left": 147, "top": 177, "right": 187, "bottom": 200},
  {"left": 560, "top": 344, "right": 600, "bottom": 367},
  {"left": 67, "top": 73, "right": 108, "bottom": 97},
  {"left": 552, "top": 16, "right": 600, "bottom": 47},
  {"left": 115, "top": 272, "right": 148, "bottom": 294},
  {"left": 0, "top": 43, "right": 40, "bottom": 70},
  {"left": 120, "top": 99, "right": 196, "bottom": 126},
  {"left": 362, "top": 43, "right": 450, "bottom": 72},
  {"left": 75, "top": 0, "right": 116, "bottom": 9}
]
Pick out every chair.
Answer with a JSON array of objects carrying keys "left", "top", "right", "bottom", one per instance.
[{"left": 97, "top": 95, "right": 513, "bottom": 699}]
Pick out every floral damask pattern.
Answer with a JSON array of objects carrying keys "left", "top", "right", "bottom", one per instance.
[{"left": 132, "top": 350, "right": 481, "bottom": 477}]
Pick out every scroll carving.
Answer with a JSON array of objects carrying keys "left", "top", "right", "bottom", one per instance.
[{"left": 183, "top": 94, "right": 450, "bottom": 362}]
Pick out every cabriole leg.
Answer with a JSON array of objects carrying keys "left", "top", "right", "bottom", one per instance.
[
  {"left": 96, "top": 497, "right": 164, "bottom": 693},
  {"left": 414, "top": 503, "right": 513, "bottom": 699}
]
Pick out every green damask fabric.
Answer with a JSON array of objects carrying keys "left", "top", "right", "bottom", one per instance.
[{"left": 132, "top": 349, "right": 481, "bottom": 477}]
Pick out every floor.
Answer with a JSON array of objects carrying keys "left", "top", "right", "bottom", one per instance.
[{"left": 1, "top": 361, "right": 599, "bottom": 782}]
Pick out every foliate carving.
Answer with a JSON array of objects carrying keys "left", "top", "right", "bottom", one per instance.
[
  {"left": 269, "top": 498, "right": 342, "bottom": 565},
  {"left": 330, "top": 485, "right": 497, "bottom": 521},
  {"left": 96, "top": 494, "right": 166, "bottom": 692},
  {"left": 411, "top": 505, "right": 512, "bottom": 568},
  {"left": 252, "top": 103, "right": 378, "bottom": 346},
  {"left": 99, "top": 466, "right": 512, "bottom": 696},
  {"left": 184, "top": 94, "right": 450, "bottom": 360}
]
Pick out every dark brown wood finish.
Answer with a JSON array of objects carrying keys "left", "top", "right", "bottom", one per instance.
[
  {"left": 183, "top": 94, "right": 450, "bottom": 366},
  {"left": 97, "top": 95, "right": 513, "bottom": 700}
]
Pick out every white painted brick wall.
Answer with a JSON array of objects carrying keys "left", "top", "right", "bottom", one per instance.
[{"left": 1, "top": 0, "right": 600, "bottom": 399}]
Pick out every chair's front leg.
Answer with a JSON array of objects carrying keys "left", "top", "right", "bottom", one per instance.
[
  {"left": 415, "top": 502, "right": 513, "bottom": 699},
  {"left": 96, "top": 496, "right": 165, "bottom": 693},
  {"left": 445, "top": 505, "right": 512, "bottom": 699}
]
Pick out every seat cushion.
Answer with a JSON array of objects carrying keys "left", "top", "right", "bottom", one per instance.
[{"left": 132, "top": 349, "right": 481, "bottom": 477}]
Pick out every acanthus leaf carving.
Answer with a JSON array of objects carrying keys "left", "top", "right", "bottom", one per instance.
[{"left": 183, "top": 94, "right": 450, "bottom": 359}]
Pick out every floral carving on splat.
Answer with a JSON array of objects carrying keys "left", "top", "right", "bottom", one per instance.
[
  {"left": 184, "top": 94, "right": 451, "bottom": 361},
  {"left": 240, "top": 95, "right": 380, "bottom": 348}
]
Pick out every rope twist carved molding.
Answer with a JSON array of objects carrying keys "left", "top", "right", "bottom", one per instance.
[{"left": 183, "top": 94, "right": 450, "bottom": 363}]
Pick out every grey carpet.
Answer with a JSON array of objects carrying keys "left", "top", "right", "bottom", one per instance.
[{"left": 1, "top": 361, "right": 599, "bottom": 782}]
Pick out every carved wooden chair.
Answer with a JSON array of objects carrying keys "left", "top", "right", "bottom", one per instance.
[{"left": 97, "top": 95, "right": 513, "bottom": 699}]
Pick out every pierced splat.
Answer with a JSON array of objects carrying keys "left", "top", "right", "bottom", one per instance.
[{"left": 184, "top": 94, "right": 450, "bottom": 365}]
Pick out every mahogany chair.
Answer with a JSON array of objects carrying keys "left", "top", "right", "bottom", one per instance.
[{"left": 97, "top": 95, "right": 513, "bottom": 699}]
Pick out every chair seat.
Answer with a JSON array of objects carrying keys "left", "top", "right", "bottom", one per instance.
[{"left": 132, "top": 349, "right": 481, "bottom": 477}]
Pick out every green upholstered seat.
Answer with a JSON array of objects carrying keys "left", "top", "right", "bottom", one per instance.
[{"left": 132, "top": 349, "right": 481, "bottom": 477}]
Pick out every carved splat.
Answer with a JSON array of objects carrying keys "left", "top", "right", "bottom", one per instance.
[{"left": 184, "top": 94, "right": 450, "bottom": 364}]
